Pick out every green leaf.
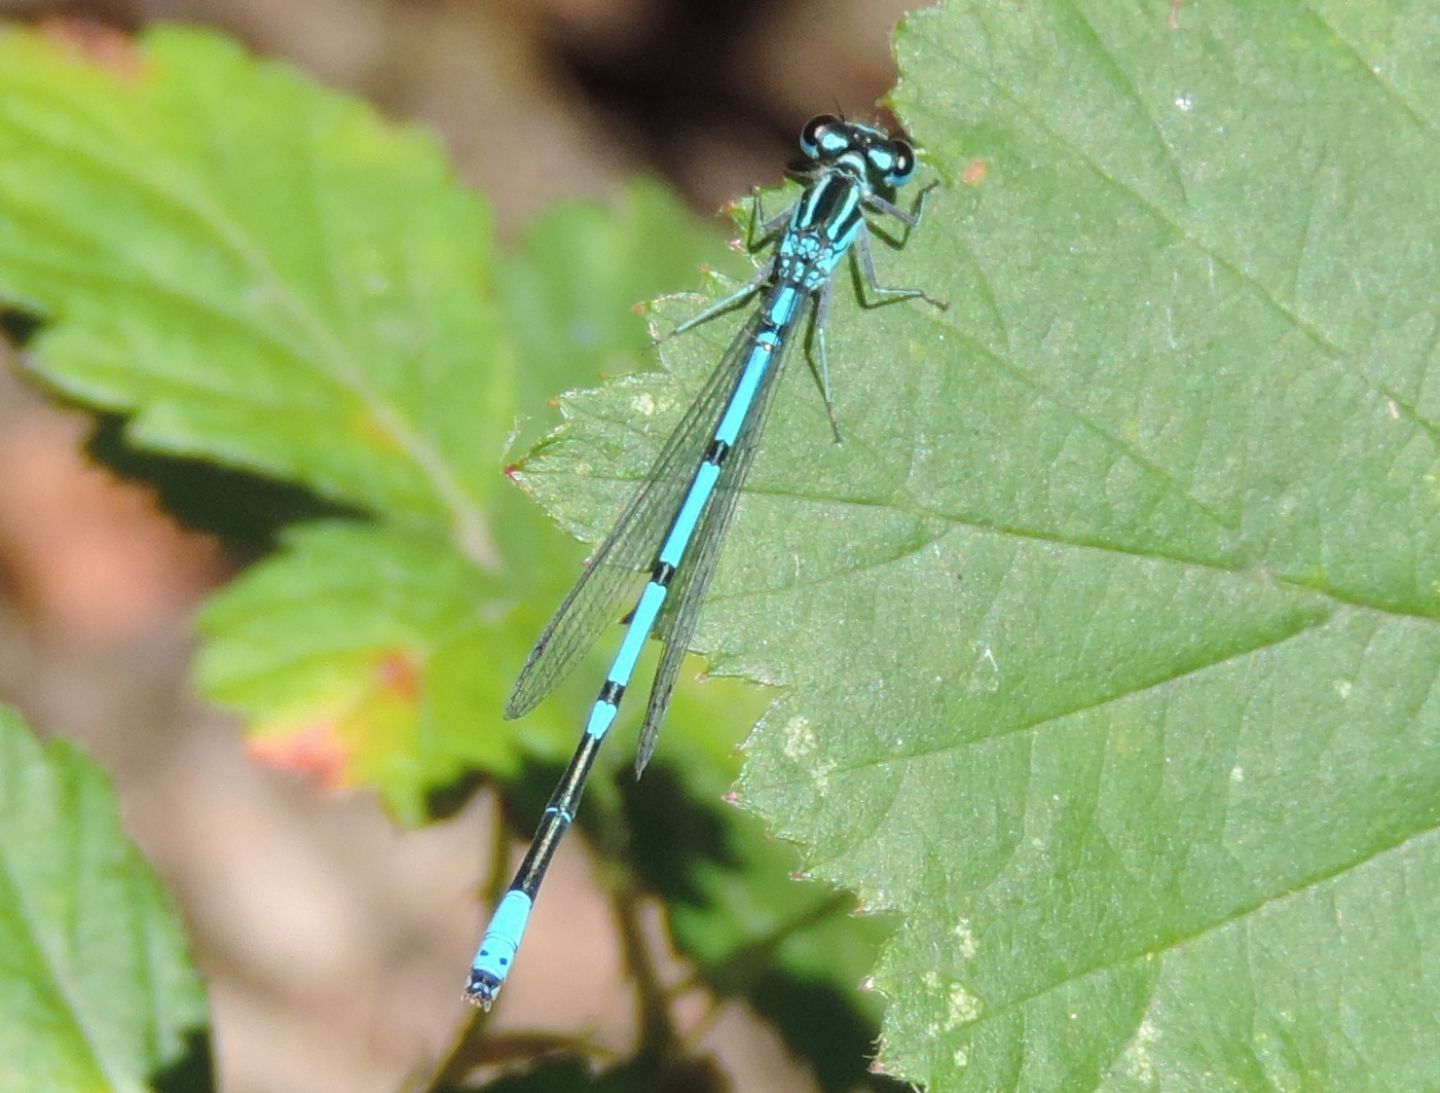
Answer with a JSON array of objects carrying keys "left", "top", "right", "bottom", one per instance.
[
  {"left": 0, "top": 705, "right": 208, "bottom": 1091},
  {"left": 515, "top": 1, "right": 1440, "bottom": 1088},
  {"left": 0, "top": 23, "right": 504, "bottom": 553},
  {"left": 621, "top": 732, "right": 897, "bottom": 1090}
]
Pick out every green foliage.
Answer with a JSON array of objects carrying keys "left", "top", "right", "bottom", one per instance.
[
  {"left": 0, "top": 705, "right": 208, "bottom": 1091},
  {"left": 499, "top": 178, "right": 735, "bottom": 448},
  {"left": 4, "top": 2, "right": 1437, "bottom": 1089},
  {"left": 0, "top": 24, "right": 506, "bottom": 821}
]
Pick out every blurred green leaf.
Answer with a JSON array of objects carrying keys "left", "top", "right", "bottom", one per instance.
[
  {"left": 500, "top": 178, "right": 748, "bottom": 450},
  {"left": 440, "top": 1051, "right": 726, "bottom": 1093},
  {"left": 0, "top": 21, "right": 516, "bottom": 820},
  {"left": 515, "top": 0, "right": 1440, "bottom": 1088},
  {"left": 83, "top": 409, "right": 359, "bottom": 558},
  {"left": 0, "top": 705, "right": 208, "bottom": 1091},
  {"left": 0, "top": 24, "right": 504, "bottom": 556}
]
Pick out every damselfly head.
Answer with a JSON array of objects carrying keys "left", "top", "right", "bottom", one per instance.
[{"left": 797, "top": 114, "right": 917, "bottom": 189}]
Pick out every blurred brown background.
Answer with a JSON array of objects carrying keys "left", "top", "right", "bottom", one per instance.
[{"left": 0, "top": 1, "right": 920, "bottom": 1089}]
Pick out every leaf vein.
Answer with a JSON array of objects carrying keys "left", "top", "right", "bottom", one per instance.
[
  {"left": 1297, "top": 1, "right": 1437, "bottom": 138},
  {"left": 963, "top": 823, "right": 1438, "bottom": 1035}
]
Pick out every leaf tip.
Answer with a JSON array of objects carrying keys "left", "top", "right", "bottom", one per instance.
[{"left": 247, "top": 719, "right": 350, "bottom": 788}]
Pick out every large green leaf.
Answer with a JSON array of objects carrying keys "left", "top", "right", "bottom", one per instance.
[
  {"left": 0, "top": 705, "right": 208, "bottom": 1091},
  {"left": 0, "top": 23, "right": 511, "bottom": 823},
  {"left": 516, "top": 1, "right": 1440, "bottom": 1088}
]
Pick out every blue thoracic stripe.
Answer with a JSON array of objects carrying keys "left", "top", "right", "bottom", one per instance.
[
  {"left": 800, "top": 173, "right": 833, "bottom": 227},
  {"left": 468, "top": 115, "right": 935, "bottom": 1011},
  {"left": 816, "top": 181, "right": 854, "bottom": 239}
]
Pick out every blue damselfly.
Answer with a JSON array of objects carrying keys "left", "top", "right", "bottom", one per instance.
[{"left": 468, "top": 115, "right": 942, "bottom": 1007}]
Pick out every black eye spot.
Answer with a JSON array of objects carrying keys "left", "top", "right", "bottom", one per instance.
[{"left": 800, "top": 114, "right": 840, "bottom": 158}]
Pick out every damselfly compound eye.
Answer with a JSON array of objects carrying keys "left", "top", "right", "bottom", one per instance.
[
  {"left": 800, "top": 114, "right": 842, "bottom": 159},
  {"left": 887, "top": 140, "right": 917, "bottom": 186}
]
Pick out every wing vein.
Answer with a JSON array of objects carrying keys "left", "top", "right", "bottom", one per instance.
[{"left": 506, "top": 306, "right": 778, "bottom": 718}]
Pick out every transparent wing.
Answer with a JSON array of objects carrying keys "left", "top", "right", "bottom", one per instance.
[
  {"left": 506, "top": 305, "right": 773, "bottom": 719},
  {"left": 633, "top": 306, "right": 800, "bottom": 775}
]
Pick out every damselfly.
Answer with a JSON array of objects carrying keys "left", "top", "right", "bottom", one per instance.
[{"left": 467, "top": 115, "right": 943, "bottom": 1007}]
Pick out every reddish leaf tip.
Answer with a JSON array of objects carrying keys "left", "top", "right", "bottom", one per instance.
[{"left": 247, "top": 721, "right": 349, "bottom": 788}]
